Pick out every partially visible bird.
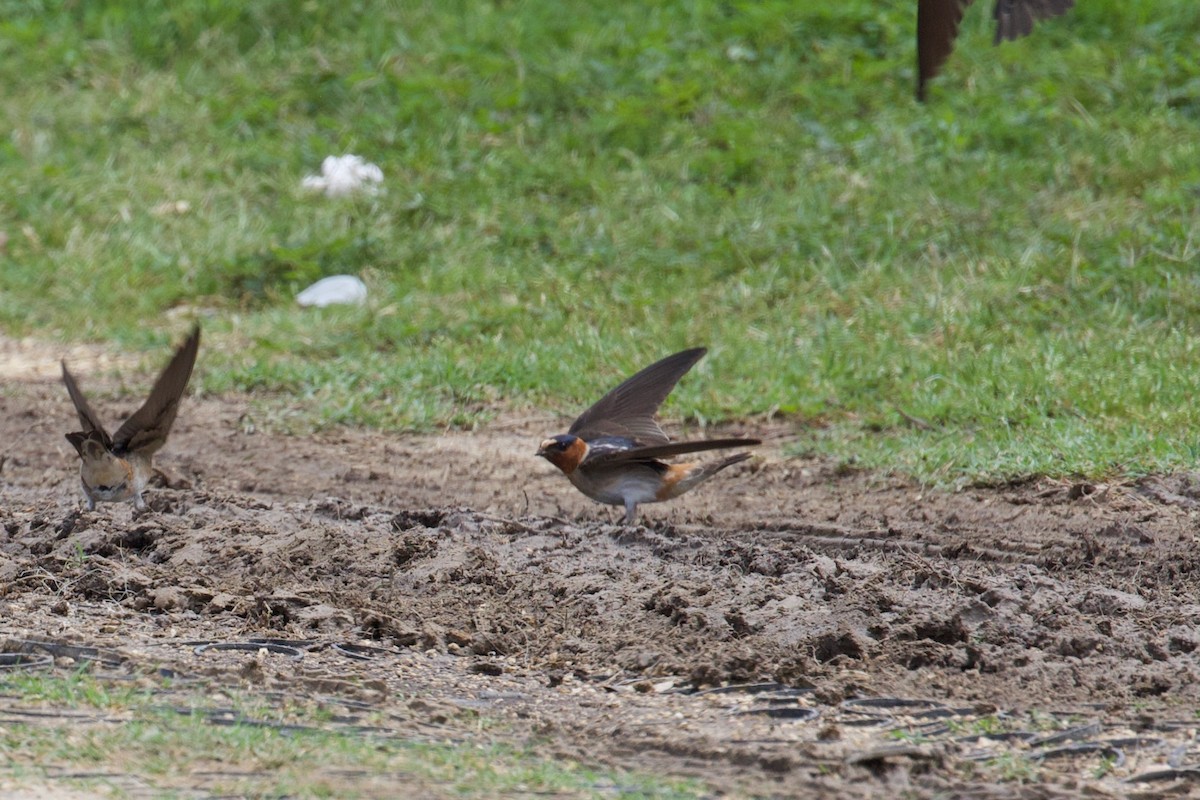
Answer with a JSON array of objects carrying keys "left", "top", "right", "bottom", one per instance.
[
  {"left": 537, "top": 347, "right": 760, "bottom": 525},
  {"left": 61, "top": 325, "right": 200, "bottom": 511},
  {"left": 917, "top": 0, "right": 1075, "bottom": 101}
]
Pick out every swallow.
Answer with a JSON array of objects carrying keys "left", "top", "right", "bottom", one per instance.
[
  {"left": 61, "top": 325, "right": 200, "bottom": 511},
  {"left": 917, "top": 0, "right": 1075, "bottom": 101},
  {"left": 537, "top": 347, "right": 760, "bottom": 525}
]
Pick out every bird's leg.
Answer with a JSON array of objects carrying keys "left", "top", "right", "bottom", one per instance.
[
  {"left": 132, "top": 492, "right": 148, "bottom": 513},
  {"left": 82, "top": 482, "right": 96, "bottom": 512},
  {"left": 623, "top": 499, "right": 638, "bottom": 526}
]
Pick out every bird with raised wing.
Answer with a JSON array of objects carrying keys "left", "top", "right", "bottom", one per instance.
[
  {"left": 917, "top": 0, "right": 1075, "bottom": 101},
  {"left": 537, "top": 347, "right": 760, "bottom": 525},
  {"left": 62, "top": 325, "right": 200, "bottom": 511}
]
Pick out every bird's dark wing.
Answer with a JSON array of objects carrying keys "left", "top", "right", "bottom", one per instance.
[
  {"left": 582, "top": 437, "right": 761, "bottom": 468},
  {"left": 569, "top": 348, "right": 707, "bottom": 446},
  {"left": 61, "top": 361, "right": 113, "bottom": 450},
  {"left": 993, "top": 0, "right": 1074, "bottom": 43},
  {"left": 111, "top": 325, "right": 200, "bottom": 456},
  {"left": 917, "top": 0, "right": 973, "bottom": 102}
]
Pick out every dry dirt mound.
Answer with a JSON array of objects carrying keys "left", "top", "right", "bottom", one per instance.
[{"left": 3, "top": 378, "right": 1200, "bottom": 797}]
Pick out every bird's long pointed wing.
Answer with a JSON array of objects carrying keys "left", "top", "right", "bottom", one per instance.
[
  {"left": 917, "top": 0, "right": 972, "bottom": 102},
  {"left": 582, "top": 437, "right": 761, "bottom": 468},
  {"left": 111, "top": 325, "right": 201, "bottom": 455},
  {"left": 61, "top": 361, "right": 113, "bottom": 450},
  {"left": 569, "top": 347, "right": 708, "bottom": 446}
]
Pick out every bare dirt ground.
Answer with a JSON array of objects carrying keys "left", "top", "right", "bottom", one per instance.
[{"left": 4, "top": 352, "right": 1200, "bottom": 798}]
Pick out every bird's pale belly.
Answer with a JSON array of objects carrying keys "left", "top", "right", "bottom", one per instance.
[{"left": 567, "top": 465, "right": 663, "bottom": 507}]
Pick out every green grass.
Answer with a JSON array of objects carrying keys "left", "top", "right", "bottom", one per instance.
[
  {"left": 2, "top": 0, "right": 1199, "bottom": 483},
  {"left": 0, "top": 670, "right": 704, "bottom": 799}
]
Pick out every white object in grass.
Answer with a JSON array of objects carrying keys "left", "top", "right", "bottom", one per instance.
[
  {"left": 302, "top": 155, "right": 383, "bottom": 197},
  {"left": 296, "top": 275, "right": 368, "bottom": 307}
]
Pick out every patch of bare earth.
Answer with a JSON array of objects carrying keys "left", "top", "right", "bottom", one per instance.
[{"left": 3, "top": 364, "right": 1200, "bottom": 798}]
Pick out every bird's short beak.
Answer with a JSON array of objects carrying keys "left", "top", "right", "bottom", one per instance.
[{"left": 535, "top": 439, "right": 555, "bottom": 458}]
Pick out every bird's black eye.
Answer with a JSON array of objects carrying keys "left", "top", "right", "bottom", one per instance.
[{"left": 556, "top": 441, "right": 568, "bottom": 451}]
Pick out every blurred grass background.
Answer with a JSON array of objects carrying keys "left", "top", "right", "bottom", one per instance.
[{"left": 1, "top": 0, "right": 1198, "bottom": 484}]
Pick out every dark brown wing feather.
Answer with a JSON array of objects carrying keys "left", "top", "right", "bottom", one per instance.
[
  {"left": 993, "top": 0, "right": 1074, "bottom": 43},
  {"left": 111, "top": 325, "right": 200, "bottom": 456},
  {"left": 61, "top": 361, "right": 113, "bottom": 450},
  {"left": 582, "top": 437, "right": 761, "bottom": 468},
  {"left": 569, "top": 347, "right": 707, "bottom": 446},
  {"left": 917, "top": 0, "right": 972, "bottom": 101}
]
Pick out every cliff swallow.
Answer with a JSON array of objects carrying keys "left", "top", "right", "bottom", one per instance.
[
  {"left": 537, "top": 347, "right": 760, "bottom": 525},
  {"left": 61, "top": 325, "right": 200, "bottom": 511},
  {"left": 917, "top": 0, "right": 1075, "bottom": 101}
]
